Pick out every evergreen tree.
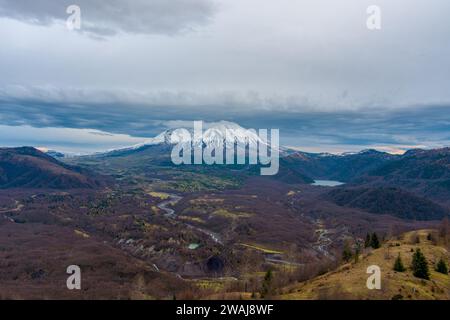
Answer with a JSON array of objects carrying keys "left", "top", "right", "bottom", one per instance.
[
  {"left": 370, "top": 232, "right": 380, "bottom": 249},
  {"left": 411, "top": 248, "right": 430, "bottom": 280},
  {"left": 435, "top": 258, "right": 448, "bottom": 275},
  {"left": 260, "top": 269, "right": 273, "bottom": 298},
  {"left": 364, "top": 233, "right": 371, "bottom": 248},
  {"left": 393, "top": 253, "right": 406, "bottom": 272}
]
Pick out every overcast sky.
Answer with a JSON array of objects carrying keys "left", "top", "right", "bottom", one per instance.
[{"left": 0, "top": 0, "right": 449, "bottom": 153}]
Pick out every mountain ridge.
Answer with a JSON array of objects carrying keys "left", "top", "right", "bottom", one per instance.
[{"left": 0, "top": 147, "right": 107, "bottom": 189}]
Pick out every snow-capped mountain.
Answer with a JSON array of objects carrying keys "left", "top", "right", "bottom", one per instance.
[
  {"left": 193, "top": 121, "right": 266, "bottom": 149},
  {"left": 108, "top": 121, "right": 272, "bottom": 154}
]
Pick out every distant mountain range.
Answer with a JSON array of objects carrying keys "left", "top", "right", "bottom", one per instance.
[
  {"left": 73, "top": 122, "right": 396, "bottom": 185},
  {"left": 359, "top": 148, "right": 450, "bottom": 200},
  {"left": 286, "top": 147, "right": 450, "bottom": 213},
  {"left": 281, "top": 149, "right": 396, "bottom": 182},
  {"left": 2, "top": 122, "right": 450, "bottom": 218}
]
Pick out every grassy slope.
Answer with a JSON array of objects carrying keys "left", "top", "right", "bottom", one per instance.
[{"left": 279, "top": 230, "right": 449, "bottom": 300}]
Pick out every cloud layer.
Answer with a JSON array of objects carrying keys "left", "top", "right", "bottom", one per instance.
[
  {"left": 0, "top": 0, "right": 217, "bottom": 36},
  {"left": 1, "top": 85, "right": 449, "bottom": 153},
  {"left": 0, "top": 0, "right": 449, "bottom": 152}
]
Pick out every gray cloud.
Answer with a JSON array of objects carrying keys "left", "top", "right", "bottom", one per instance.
[
  {"left": 1, "top": 85, "right": 450, "bottom": 153},
  {"left": 1, "top": 0, "right": 449, "bottom": 109},
  {"left": 0, "top": 0, "right": 217, "bottom": 36}
]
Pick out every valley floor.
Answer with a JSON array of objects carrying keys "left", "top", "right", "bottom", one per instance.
[{"left": 0, "top": 180, "right": 447, "bottom": 300}]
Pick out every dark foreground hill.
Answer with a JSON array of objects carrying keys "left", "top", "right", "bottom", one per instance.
[
  {"left": 359, "top": 148, "right": 450, "bottom": 202},
  {"left": 327, "top": 186, "right": 449, "bottom": 221},
  {"left": 0, "top": 147, "right": 106, "bottom": 189}
]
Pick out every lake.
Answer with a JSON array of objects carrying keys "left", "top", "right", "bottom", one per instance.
[{"left": 312, "top": 180, "right": 345, "bottom": 187}]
